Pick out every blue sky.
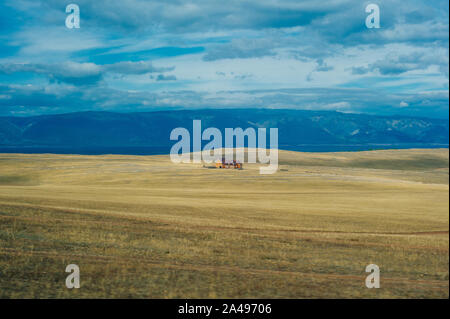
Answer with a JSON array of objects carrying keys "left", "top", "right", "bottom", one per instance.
[{"left": 0, "top": 0, "right": 448, "bottom": 118}]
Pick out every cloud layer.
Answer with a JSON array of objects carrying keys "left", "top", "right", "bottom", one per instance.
[{"left": 0, "top": 0, "right": 448, "bottom": 118}]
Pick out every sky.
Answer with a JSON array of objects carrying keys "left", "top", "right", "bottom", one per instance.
[{"left": 0, "top": 0, "right": 448, "bottom": 118}]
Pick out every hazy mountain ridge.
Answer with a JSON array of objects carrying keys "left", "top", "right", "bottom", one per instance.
[{"left": 0, "top": 109, "right": 448, "bottom": 149}]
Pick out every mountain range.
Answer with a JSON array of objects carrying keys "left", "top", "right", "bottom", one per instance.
[{"left": 0, "top": 109, "right": 448, "bottom": 153}]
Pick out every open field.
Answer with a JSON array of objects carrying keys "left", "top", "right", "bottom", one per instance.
[{"left": 0, "top": 148, "right": 448, "bottom": 298}]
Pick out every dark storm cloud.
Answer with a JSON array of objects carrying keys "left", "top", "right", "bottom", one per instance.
[
  {"left": 0, "top": 61, "right": 174, "bottom": 85},
  {"left": 351, "top": 50, "right": 449, "bottom": 76},
  {"left": 156, "top": 74, "right": 177, "bottom": 81},
  {"left": 202, "top": 38, "right": 276, "bottom": 61},
  {"left": 103, "top": 61, "right": 174, "bottom": 75}
]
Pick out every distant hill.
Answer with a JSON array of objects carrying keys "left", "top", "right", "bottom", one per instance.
[{"left": 0, "top": 109, "right": 448, "bottom": 153}]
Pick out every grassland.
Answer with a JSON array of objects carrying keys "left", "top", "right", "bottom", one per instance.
[{"left": 0, "top": 148, "right": 448, "bottom": 298}]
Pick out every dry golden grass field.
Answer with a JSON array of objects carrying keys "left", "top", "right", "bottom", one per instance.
[{"left": 0, "top": 148, "right": 448, "bottom": 298}]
